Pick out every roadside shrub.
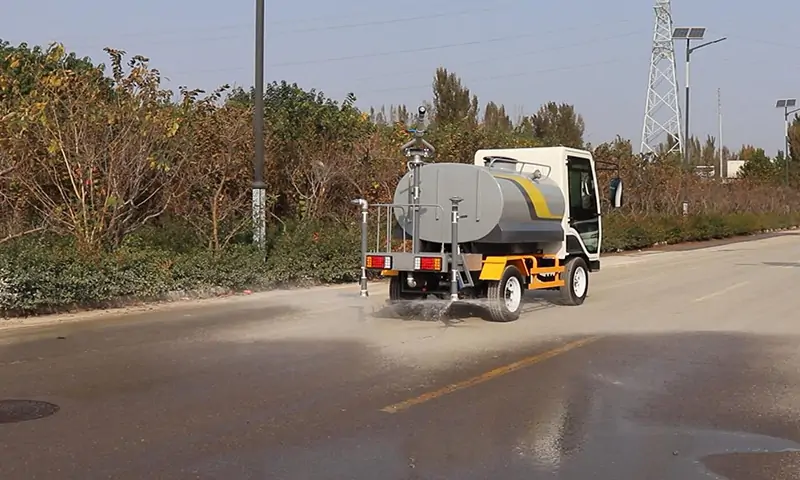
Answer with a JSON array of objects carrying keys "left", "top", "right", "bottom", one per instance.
[
  {"left": 0, "top": 234, "right": 269, "bottom": 316},
  {"left": 264, "top": 220, "right": 361, "bottom": 286},
  {"left": 602, "top": 212, "right": 800, "bottom": 252}
]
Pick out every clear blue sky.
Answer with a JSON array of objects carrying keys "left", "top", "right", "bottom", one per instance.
[{"left": 3, "top": 0, "right": 799, "bottom": 156}]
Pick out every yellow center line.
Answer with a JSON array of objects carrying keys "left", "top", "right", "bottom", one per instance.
[{"left": 379, "top": 335, "right": 602, "bottom": 414}]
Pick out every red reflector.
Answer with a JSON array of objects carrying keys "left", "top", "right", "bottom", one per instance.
[
  {"left": 365, "top": 255, "right": 391, "bottom": 269},
  {"left": 416, "top": 257, "right": 441, "bottom": 271}
]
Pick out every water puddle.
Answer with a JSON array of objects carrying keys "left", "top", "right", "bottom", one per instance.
[{"left": 516, "top": 407, "right": 800, "bottom": 479}]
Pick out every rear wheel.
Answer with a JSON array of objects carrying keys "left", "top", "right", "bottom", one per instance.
[
  {"left": 389, "top": 275, "right": 415, "bottom": 317},
  {"left": 486, "top": 265, "right": 525, "bottom": 322},
  {"left": 558, "top": 257, "right": 589, "bottom": 306}
]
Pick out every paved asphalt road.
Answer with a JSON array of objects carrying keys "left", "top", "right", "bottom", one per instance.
[{"left": 2, "top": 232, "right": 800, "bottom": 479}]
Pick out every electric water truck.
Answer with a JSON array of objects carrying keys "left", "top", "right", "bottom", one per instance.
[{"left": 352, "top": 106, "right": 624, "bottom": 322}]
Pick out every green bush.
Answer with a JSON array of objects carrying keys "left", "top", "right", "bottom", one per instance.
[
  {"left": 601, "top": 211, "right": 800, "bottom": 252},
  {"left": 263, "top": 221, "right": 361, "bottom": 286},
  {"left": 2, "top": 212, "right": 799, "bottom": 317},
  {"left": 0, "top": 235, "right": 270, "bottom": 316}
]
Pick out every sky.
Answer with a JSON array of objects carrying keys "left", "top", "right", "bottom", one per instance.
[{"left": 2, "top": 0, "right": 800, "bottom": 156}]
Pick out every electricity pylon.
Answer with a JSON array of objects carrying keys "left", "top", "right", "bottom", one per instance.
[{"left": 640, "top": 0, "right": 682, "bottom": 157}]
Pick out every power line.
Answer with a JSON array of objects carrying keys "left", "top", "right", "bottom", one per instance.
[
  {"left": 272, "top": 1, "right": 524, "bottom": 34},
  {"left": 164, "top": 20, "right": 645, "bottom": 77},
  {"left": 264, "top": 0, "right": 521, "bottom": 26},
  {"left": 43, "top": 24, "right": 248, "bottom": 44},
  {"left": 269, "top": 18, "right": 639, "bottom": 67},
  {"left": 42, "top": 0, "right": 525, "bottom": 46},
  {"left": 349, "top": 29, "right": 646, "bottom": 83},
  {"left": 364, "top": 57, "right": 631, "bottom": 94},
  {"left": 66, "top": 33, "right": 246, "bottom": 51},
  {"left": 731, "top": 36, "right": 800, "bottom": 50}
]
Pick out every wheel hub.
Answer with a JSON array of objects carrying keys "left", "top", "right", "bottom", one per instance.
[
  {"left": 504, "top": 276, "right": 522, "bottom": 311},
  {"left": 573, "top": 266, "right": 587, "bottom": 297}
]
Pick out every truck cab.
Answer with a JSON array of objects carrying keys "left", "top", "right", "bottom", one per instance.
[{"left": 473, "top": 147, "right": 605, "bottom": 271}]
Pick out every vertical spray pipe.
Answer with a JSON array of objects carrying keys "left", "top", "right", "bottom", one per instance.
[
  {"left": 411, "top": 153, "right": 422, "bottom": 254},
  {"left": 450, "top": 197, "right": 462, "bottom": 301},
  {"left": 359, "top": 200, "right": 369, "bottom": 297}
]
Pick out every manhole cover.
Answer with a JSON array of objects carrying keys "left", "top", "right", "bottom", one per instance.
[{"left": 0, "top": 400, "right": 60, "bottom": 424}]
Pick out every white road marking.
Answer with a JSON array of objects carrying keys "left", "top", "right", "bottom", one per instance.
[{"left": 692, "top": 281, "right": 750, "bottom": 303}]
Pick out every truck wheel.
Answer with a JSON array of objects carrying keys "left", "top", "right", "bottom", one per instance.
[
  {"left": 486, "top": 265, "right": 525, "bottom": 322},
  {"left": 388, "top": 275, "right": 414, "bottom": 317},
  {"left": 558, "top": 257, "right": 589, "bottom": 306}
]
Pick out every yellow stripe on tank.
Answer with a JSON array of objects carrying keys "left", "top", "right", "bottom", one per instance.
[{"left": 493, "top": 173, "right": 560, "bottom": 219}]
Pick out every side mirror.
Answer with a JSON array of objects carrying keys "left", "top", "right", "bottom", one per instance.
[{"left": 609, "top": 177, "right": 623, "bottom": 208}]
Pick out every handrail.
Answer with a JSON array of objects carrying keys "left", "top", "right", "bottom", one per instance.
[
  {"left": 368, "top": 203, "right": 447, "bottom": 254},
  {"left": 352, "top": 197, "right": 464, "bottom": 299}
]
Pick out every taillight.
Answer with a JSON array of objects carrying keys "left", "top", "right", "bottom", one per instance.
[
  {"left": 415, "top": 256, "right": 441, "bottom": 271},
  {"left": 365, "top": 255, "right": 392, "bottom": 269}
]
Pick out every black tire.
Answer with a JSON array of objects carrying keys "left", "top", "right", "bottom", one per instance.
[
  {"left": 389, "top": 275, "right": 414, "bottom": 317},
  {"left": 558, "top": 257, "right": 589, "bottom": 306},
  {"left": 486, "top": 264, "right": 525, "bottom": 322}
]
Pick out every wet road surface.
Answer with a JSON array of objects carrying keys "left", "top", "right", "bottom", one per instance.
[{"left": 2, "top": 232, "right": 800, "bottom": 479}]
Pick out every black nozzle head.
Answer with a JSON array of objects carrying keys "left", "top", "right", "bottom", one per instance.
[{"left": 418, "top": 105, "right": 426, "bottom": 118}]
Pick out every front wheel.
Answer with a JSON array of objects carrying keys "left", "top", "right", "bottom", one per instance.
[
  {"left": 558, "top": 257, "right": 589, "bottom": 306},
  {"left": 486, "top": 265, "right": 525, "bottom": 322}
]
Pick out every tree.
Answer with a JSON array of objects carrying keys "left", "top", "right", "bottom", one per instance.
[
  {"left": 171, "top": 87, "right": 259, "bottom": 251},
  {"left": 527, "top": 102, "right": 585, "bottom": 148},
  {"left": 737, "top": 145, "right": 777, "bottom": 182},
  {"left": 483, "top": 101, "right": 512, "bottom": 132},
  {"left": 0, "top": 39, "right": 107, "bottom": 104},
  {"left": 0, "top": 44, "right": 187, "bottom": 252},
  {"left": 263, "top": 81, "right": 372, "bottom": 220},
  {"left": 789, "top": 114, "right": 800, "bottom": 163},
  {"left": 431, "top": 67, "right": 478, "bottom": 127}
]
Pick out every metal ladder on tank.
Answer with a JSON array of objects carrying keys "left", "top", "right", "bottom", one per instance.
[{"left": 455, "top": 254, "right": 475, "bottom": 290}]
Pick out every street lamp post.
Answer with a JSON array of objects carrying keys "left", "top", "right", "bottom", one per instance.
[
  {"left": 672, "top": 27, "right": 727, "bottom": 215},
  {"left": 252, "top": 0, "right": 266, "bottom": 248},
  {"left": 775, "top": 99, "right": 799, "bottom": 186}
]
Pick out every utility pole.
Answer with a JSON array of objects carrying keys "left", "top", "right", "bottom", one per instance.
[
  {"left": 672, "top": 27, "right": 726, "bottom": 215},
  {"left": 252, "top": 0, "right": 267, "bottom": 248},
  {"left": 718, "top": 88, "right": 723, "bottom": 179},
  {"left": 776, "top": 99, "right": 798, "bottom": 186}
]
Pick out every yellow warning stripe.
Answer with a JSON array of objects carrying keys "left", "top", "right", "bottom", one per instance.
[
  {"left": 493, "top": 173, "right": 560, "bottom": 219},
  {"left": 379, "top": 336, "right": 601, "bottom": 413}
]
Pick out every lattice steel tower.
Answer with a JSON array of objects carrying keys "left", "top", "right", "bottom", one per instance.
[{"left": 640, "top": 0, "right": 682, "bottom": 156}]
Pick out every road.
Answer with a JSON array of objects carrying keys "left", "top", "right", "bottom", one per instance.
[{"left": 2, "top": 232, "right": 800, "bottom": 479}]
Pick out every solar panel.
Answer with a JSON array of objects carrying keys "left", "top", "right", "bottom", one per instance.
[
  {"left": 788, "top": 99, "right": 797, "bottom": 107},
  {"left": 672, "top": 27, "right": 690, "bottom": 38},
  {"left": 777, "top": 100, "right": 787, "bottom": 108},
  {"left": 688, "top": 27, "right": 706, "bottom": 39}
]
